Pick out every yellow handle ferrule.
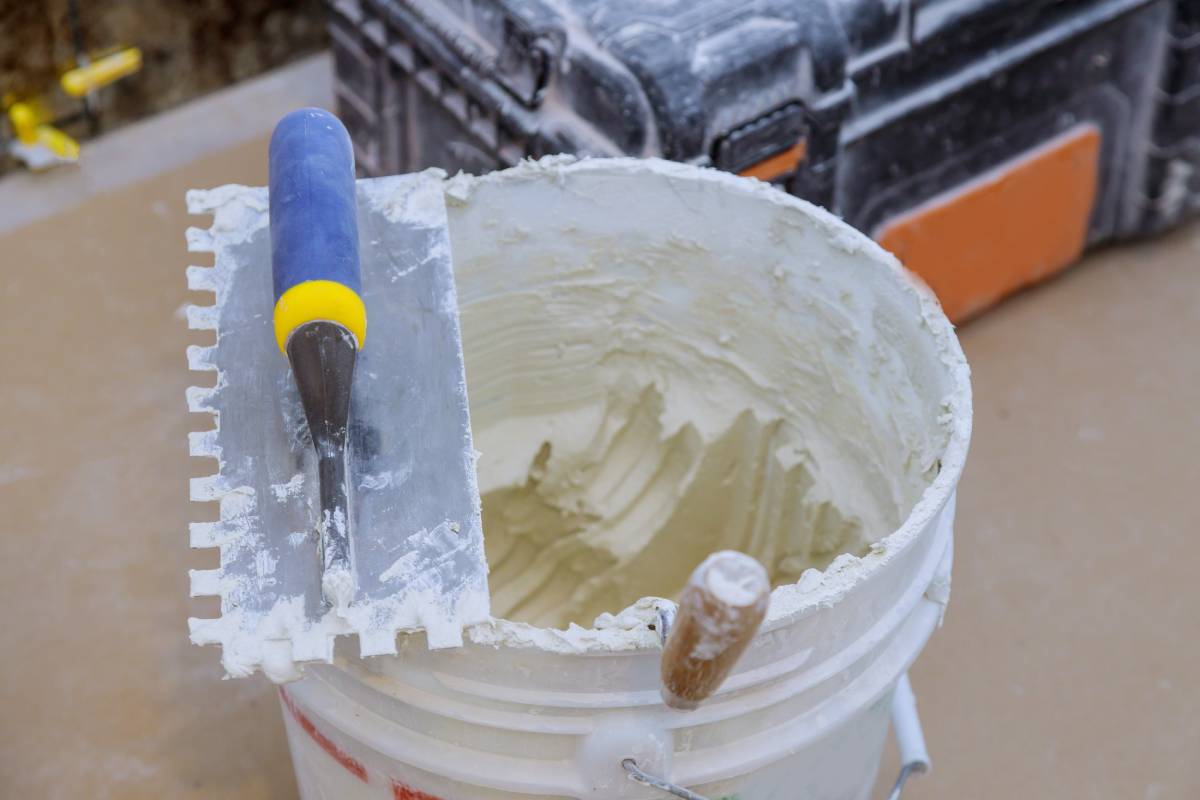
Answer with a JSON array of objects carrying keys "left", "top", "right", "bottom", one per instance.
[{"left": 273, "top": 280, "right": 367, "bottom": 353}]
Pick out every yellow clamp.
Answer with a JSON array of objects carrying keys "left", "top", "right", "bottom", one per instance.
[
  {"left": 8, "top": 101, "right": 42, "bottom": 145},
  {"left": 60, "top": 47, "right": 143, "bottom": 97},
  {"left": 6, "top": 101, "right": 80, "bottom": 163}
]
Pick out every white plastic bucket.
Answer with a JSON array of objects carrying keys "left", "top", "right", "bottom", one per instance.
[{"left": 279, "top": 158, "right": 972, "bottom": 800}]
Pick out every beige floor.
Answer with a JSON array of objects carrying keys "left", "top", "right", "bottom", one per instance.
[{"left": 1, "top": 66, "right": 1197, "bottom": 800}]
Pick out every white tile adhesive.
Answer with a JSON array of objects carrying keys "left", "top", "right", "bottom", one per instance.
[{"left": 186, "top": 156, "right": 971, "bottom": 681}]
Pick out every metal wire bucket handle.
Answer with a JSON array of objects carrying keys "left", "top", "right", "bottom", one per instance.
[{"left": 622, "top": 672, "right": 930, "bottom": 800}]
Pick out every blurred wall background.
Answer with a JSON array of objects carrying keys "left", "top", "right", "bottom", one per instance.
[{"left": 0, "top": 0, "right": 327, "bottom": 173}]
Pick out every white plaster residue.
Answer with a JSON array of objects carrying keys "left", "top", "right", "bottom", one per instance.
[
  {"left": 322, "top": 565, "right": 355, "bottom": 614},
  {"left": 254, "top": 550, "right": 278, "bottom": 589},
  {"left": 468, "top": 599, "right": 663, "bottom": 653},
  {"left": 363, "top": 169, "right": 448, "bottom": 227},
  {"left": 379, "top": 550, "right": 419, "bottom": 584},
  {"left": 703, "top": 553, "right": 768, "bottom": 607},
  {"left": 361, "top": 175, "right": 453, "bottom": 285},
  {"left": 380, "top": 521, "right": 461, "bottom": 584},
  {"left": 186, "top": 185, "right": 268, "bottom": 246},
  {"left": 443, "top": 171, "right": 475, "bottom": 205},
  {"left": 796, "top": 568, "right": 824, "bottom": 594},
  {"left": 358, "top": 466, "right": 412, "bottom": 492},
  {"left": 593, "top": 596, "right": 671, "bottom": 633},
  {"left": 270, "top": 473, "right": 305, "bottom": 502}
]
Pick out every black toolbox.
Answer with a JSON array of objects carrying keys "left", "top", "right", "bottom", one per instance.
[{"left": 328, "top": 0, "right": 1200, "bottom": 320}]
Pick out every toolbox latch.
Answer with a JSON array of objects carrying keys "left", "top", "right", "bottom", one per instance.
[
  {"left": 495, "top": 24, "right": 563, "bottom": 107},
  {"left": 712, "top": 103, "right": 807, "bottom": 182},
  {"left": 397, "top": 0, "right": 564, "bottom": 108}
]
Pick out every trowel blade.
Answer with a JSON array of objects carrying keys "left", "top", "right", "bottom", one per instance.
[{"left": 184, "top": 173, "right": 489, "bottom": 681}]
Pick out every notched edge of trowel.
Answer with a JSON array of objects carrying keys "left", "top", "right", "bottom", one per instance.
[
  {"left": 183, "top": 186, "right": 262, "bottom": 677},
  {"left": 183, "top": 186, "right": 347, "bottom": 682}
]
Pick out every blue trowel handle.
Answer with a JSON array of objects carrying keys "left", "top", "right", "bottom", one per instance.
[{"left": 267, "top": 107, "right": 366, "bottom": 353}]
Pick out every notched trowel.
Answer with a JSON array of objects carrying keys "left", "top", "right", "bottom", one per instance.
[{"left": 185, "top": 108, "right": 489, "bottom": 681}]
